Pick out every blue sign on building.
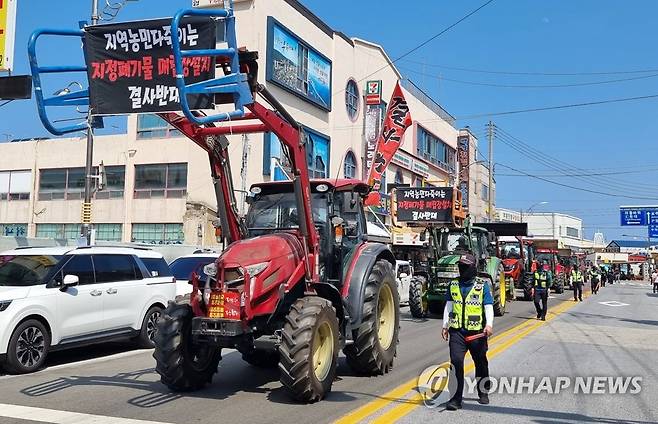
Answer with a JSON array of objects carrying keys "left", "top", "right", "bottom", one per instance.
[
  {"left": 648, "top": 211, "right": 658, "bottom": 225},
  {"left": 649, "top": 225, "right": 658, "bottom": 239}
]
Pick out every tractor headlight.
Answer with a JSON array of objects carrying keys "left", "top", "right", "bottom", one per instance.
[
  {"left": 0, "top": 300, "right": 11, "bottom": 312},
  {"left": 245, "top": 261, "right": 269, "bottom": 276},
  {"left": 203, "top": 262, "right": 218, "bottom": 278}
]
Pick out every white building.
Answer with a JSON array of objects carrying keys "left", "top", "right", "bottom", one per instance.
[
  {"left": 495, "top": 208, "right": 522, "bottom": 223},
  {"left": 0, "top": 0, "right": 461, "bottom": 244}
]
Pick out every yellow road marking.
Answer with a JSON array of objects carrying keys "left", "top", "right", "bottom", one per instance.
[
  {"left": 371, "top": 299, "right": 579, "bottom": 423},
  {"left": 335, "top": 296, "right": 584, "bottom": 424}
]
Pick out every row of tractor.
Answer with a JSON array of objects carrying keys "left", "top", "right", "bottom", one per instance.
[{"left": 25, "top": 3, "right": 585, "bottom": 406}]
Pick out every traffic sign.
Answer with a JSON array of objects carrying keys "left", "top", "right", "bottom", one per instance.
[
  {"left": 649, "top": 225, "right": 658, "bottom": 239},
  {"left": 620, "top": 208, "right": 647, "bottom": 226}
]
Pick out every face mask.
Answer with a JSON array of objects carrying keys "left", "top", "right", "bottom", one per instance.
[{"left": 458, "top": 262, "right": 477, "bottom": 282}]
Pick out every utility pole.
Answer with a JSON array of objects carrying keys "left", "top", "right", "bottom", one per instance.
[
  {"left": 81, "top": 0, "right": 100, "bottom": 245},
  {"left": 487, "top": 120, "right": 494, "bottom": 221}
]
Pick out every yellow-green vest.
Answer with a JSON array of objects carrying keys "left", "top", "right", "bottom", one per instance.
[
  {"left": 534, "top": 271, "right": 548, "bottom": 288},
  {"left": 571, "top": 270, "right": 584, "bottom": 283},
  {"left": 449, "top": 280, "right": 484, "bottom": 331}
]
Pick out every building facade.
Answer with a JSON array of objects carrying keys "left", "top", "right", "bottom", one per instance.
[{"left": 0, "top": 0, "right": 461, "bottom": 245}]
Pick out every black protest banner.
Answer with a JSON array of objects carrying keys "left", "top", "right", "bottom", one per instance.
[
  {"left": 395, "top": 187, "right": 454, "bottom": 223},
  {"left": 84, "top": 17, "right": 216, "bottom": 115}
]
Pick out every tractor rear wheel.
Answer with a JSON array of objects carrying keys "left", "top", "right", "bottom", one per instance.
[
  {"left": 279, "top": 297, "right": 339, "bottom": 403},
  {"left": 153, "top": 303, "right": 221, "bottom": 391},
  {"left": 241, "top": 349, "right": 280, "bottom": 368},
  {"left": 344, "top": 260, "right": 399, "bottom": 375},
  {"left": 554, "top": 275, "right": 565, "bottom": 294},
  {"left": 409, "top": 276, "right": 427, "bottom": 318},
  {"left": 493, "top": 264, "right": 506, "bottom": 316}
]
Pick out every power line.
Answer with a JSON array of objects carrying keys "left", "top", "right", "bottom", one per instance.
[
  {"left": 331, "top": 0, "right": 496, "bottom": 97},
  {"left": 455, "top": 93, "right": 658, "bottom": 120},
  {"left": 398, "top": 60, "right": 658, "bottom": 76},
  {"left": 497, "top": 168, "right": 658, "bottom": 177},
  {"left": 495, "top": 162, "right": 658, "bottom": 201},
  {"left": 398, "top": 66, "right": 658, "bottom": 89},
  {"left": 494, "top": 129, "right": 658, "bottom": 194}
]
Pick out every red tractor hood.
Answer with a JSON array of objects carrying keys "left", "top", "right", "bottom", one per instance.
[{"left": 219, "top": 233, "right": 303, "bottom": 268}]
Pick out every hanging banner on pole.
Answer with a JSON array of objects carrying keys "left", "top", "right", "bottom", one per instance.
[
  {"left": 84, "top": 17, "right": 216, "bottom": 115},
  {"left": 364, "top": 82, "right": 413, "bottom": 206},
  {"left": 0, "top": 0, "right": 18, "bottom": 72},
  {"left": 457, "top": 135, "right": 470, "bottom": 209}
]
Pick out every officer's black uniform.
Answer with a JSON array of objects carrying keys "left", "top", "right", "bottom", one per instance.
[{"left": 533, "top": 267, "right": 551, "bottom": 320}]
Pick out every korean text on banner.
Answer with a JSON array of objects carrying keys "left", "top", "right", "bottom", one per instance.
[
  {"left": 0, "top": 0, "right": 18, "bottom": 72},
  {"left": 84, "top": 17, "right": 216, "bottom": 115},
  {"left": 365, "top": 82, "right": 413, "bottom": 206}
]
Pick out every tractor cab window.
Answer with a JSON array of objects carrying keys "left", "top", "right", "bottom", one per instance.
[
  {"left": 446, "top": 232, "right": 470, "bottom": 252},
  {"left": 246, "top": 192, "right": 328, "bottom": 236},
  {"left": 501, "top": 243, "right": 522, "bottom": 259}
]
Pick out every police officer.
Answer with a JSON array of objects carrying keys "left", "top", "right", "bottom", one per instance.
[
  {"left": 533, "top": 261, "right": 552, "bottom": 320},
  {"left": 590, "top": 266, "right": 600, "bottom": 294},
  {"left": 442, "top": 253, "right": 494, "bottom": 411},
  {"left": 571, "top": 267, "right": 584, "bottom": 301}
]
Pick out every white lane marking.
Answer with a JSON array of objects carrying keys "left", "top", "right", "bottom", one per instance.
[
  {"left": 0, "top": 349, "right": 150, "bottom": 380},
  {"left": 598, "top": 301, "right": 630, "bottom": 307},
  {"left": 0, "top": 403, "right": 172, "bottom": 424}
]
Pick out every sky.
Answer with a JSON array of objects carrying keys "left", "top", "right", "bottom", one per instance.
[{"left": 2, "top": 0, "right": 658, "bottom": 242}]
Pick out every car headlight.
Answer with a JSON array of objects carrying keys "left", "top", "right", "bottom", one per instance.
[
  {"left": 245, "top": 261, "right": 269, "bottom": 276},
  {"left": 0, "top": 300, "right": 12, "bottom": 312}
]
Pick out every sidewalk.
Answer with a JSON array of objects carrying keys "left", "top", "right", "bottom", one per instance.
[{"left": 400, "top": 282, "right": 658, "bottom": 424}]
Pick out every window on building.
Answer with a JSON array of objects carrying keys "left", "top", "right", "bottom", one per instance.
[
  {"left": 566, "top": 227, "right": 579, "bottom": 238},
  {"left": 95, "top": 166, "right": 126, "bottom": 199},
  {"left": 136, "top": 114, "right": 181, "bottom": 139},
  {"left": 345, "top": 79, "right": 359, "bottom": 121},
  {"left": 36, "top": 224, "right": 80, "bottom": 240},
  {"left": 39, "top": 166, "right": 125, "bottom": 200},
  {"left": 95, "top": 224, "right": 123, "bottom": 241},
  {"left": 416, "top": 126, "right": 456, "bottom": 173},
  {"left": 0, "top": 170, "right": 31, "bottom": 201},
  {"left": 482, "top": 184, "right": 489, "bottom": 201},
  {"left": 134, "top": 163, "right": 187, "bottom": 199},
  {"left": 1, "top": 224, "right": 27, "bottom": 237},
  {"left": 343, "top": 151, "right": 357, "bottom": 178},
  {"left": 132, "top": 223, "right": 184, "bottom": 244}
]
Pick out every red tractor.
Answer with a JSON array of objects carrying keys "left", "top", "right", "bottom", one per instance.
[
  {"left": 529, "top": 240, "right": 567, "bottom": 294},
  {"left": 28, "top": 6, "right": 399, "bottom": 403}
]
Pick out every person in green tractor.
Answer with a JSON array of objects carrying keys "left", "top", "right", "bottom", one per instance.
[{"left": 533, "top": 260, "right": 552, "bottom": 320}]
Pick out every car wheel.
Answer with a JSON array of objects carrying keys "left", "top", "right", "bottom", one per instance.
[
  {"left": 137, "top": 306, "right": 163, "bottom": 348},
  {"left": 5, "top": 319, "right": 51, "bottom": 374}
]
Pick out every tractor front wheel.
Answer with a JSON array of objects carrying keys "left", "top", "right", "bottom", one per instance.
[
  {"left": 153, "top": 303, "right": 221, "bottom": 391},
  {"left": 523, "top": 273, "right": 534, "bottom": 301},
  {"left": 493, "top": 264, "right": 507, "bottom": 316},
  {"left": 279, "top": 297, "right": 339, "bottom": 403},
  {"left": 554, "top": 275, "right": 565, "bottom": 294},
  {"left": 408, "top": 276, "right": 427, "bottom": 318},
  {"left": 344, "top": 260, "right": 399, "bottom": 375}
]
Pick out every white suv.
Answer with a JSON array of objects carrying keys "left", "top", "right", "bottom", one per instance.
[{"left": 0, "top": 246, "right": 175, "bottom": 374}]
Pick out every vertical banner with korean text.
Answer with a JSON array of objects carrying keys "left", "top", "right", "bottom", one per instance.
[
  {"left": 84, "top": 17, "right": 216, "bottom": 115},
  {"left": 365, "top": 82, "right": 413, "bottom": 206},
  {"left": 457, "top": 135, "right": 470, "bottom": 210}
]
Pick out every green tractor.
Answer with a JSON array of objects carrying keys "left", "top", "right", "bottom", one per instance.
[{"left": 410, "top": 217, "right": 507, "bottom": 318}]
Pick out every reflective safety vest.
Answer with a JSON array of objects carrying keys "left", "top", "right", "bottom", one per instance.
[
  {"left": 571, "top": 270, "right": 584, "bottom": 283},
  {"left": 534, "top": 271, "right": 548, "bottom": 289},
  {"left": 449, "top": 280, "right": 484, "bottom": 331}
]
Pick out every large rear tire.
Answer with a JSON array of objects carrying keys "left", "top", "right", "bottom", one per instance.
[
  {"left": 492, "top": 264, "right": 506, "bottom": 316},
  {"left": 344, "top": 260, "right": 399, "bottom": 375},
  {"left": 279, "top": 297, "right": 339, "bottom": 403},
  {"left": 523, "top": 273, "right": 534, "bottom": 301},
  {"left": 554, "top": 275, "right": 565, "bottom": 294},
  {"left": 153, "top": 303, "right": 221, "bottom": 391},
  {"left": 409, "top": 276, "right": 427, "bottom": 318}
]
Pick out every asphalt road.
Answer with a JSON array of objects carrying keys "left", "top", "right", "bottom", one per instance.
[{"left": 0, "top": 289, "right": 577, "bottom": 424}]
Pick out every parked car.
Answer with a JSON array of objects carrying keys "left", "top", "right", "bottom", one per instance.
[
  {"left": 168, "top": 249, "right": 220, "bottom": 297},
  {"left": 396, "top": 260, "right": 413, "bottom": 305},
  {"left": 0, "top": 246, "right": 175, "bottom": 374}
]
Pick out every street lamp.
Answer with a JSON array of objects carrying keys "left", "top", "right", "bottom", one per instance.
[{"left": 520, "top": 201, "right": 548, "bottom": 222}]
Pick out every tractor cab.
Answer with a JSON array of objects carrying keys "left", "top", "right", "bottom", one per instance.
[{"left": 246, "top": 179, "right": 369, "bottom": 283}]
